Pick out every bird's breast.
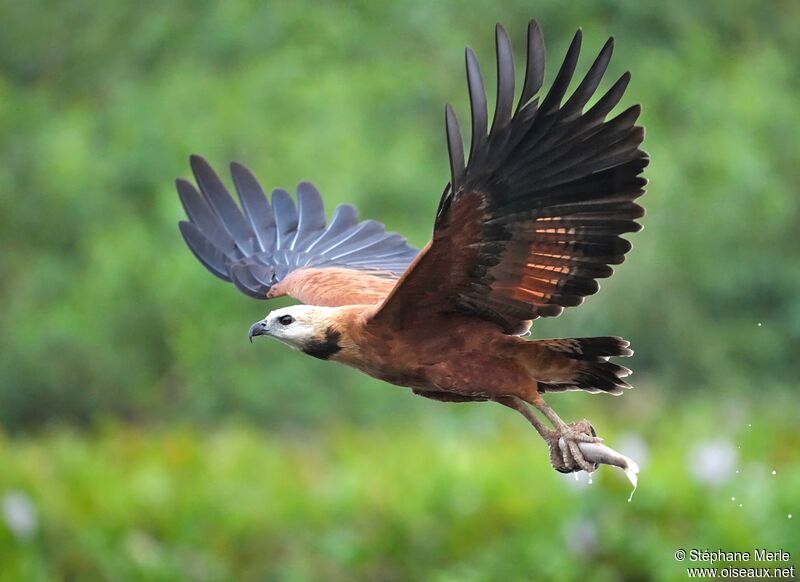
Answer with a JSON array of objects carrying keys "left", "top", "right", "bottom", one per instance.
[{"left": 329, "top": 316, "right": 528, "bottom": 394}]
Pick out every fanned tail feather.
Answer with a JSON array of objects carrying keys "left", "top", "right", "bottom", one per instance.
[{"left": 535, "top": 336, "right": 633, "bottom": 395}]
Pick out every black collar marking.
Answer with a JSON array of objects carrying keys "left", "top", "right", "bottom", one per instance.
[{"left": 302, "top": 327, "right": 342, "bottom": 360}]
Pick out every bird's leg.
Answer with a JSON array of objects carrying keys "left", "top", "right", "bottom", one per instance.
[
  {"left": 495, "top": 396, "right": 553, "bottom": 441},
  {"left": 497, "top": 395, "right": 602, "bottom": 474},
  {"left": 532, "top": 397, "right": 602, "bottom": 474}
]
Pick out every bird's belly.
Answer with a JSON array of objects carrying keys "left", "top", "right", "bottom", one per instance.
[
  {"left": 343, "top": 343, "right": 530, "bottom": 396},
  {"left": 333, "top": 315, "right": 532, "bottom": 396}
]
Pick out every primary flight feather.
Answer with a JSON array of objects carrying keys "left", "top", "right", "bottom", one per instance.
[{"left": 177, "top": 21, "right": 648, "bottom": 474}]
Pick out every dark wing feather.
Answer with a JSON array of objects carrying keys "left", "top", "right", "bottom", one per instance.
[
  {"left": 491, "top": 24, "right": 515, "bottom": 134},
  {"left": 292, "top": 182, "right": 327, "bottom": 250},
  {"left": 465, "top": 47, "right": 488, "bottom": 164},
  {"left": 190, "top": 155, "right": 254, "bottom": 254},
  {"left": 178, "top": 221, "right": 229, "bottom": 280},
  {"left": 373, "top": 20, "right": 648, "bottom": 333},
  {"left": 517, "top": 20, "right": 545, "bottom": 113},
  {"left": 271, "top": 188, "right": 298, "bottom": 251},
  {"left": 178, "top": 158, "right": 419, "bottom": 305},
  {"left": 230, "top": 162, "right": 276, "bottom": 253}
]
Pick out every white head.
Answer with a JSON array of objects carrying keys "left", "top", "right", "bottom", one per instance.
[{"left": 248, "top": 305, "right": 342, "bottom": 359}]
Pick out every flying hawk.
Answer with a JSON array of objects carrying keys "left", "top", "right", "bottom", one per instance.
[{"left": 177, "top": 21, "right": 647, "bottom": 474}]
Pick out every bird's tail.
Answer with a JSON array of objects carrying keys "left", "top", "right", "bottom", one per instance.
[{"left": 522, "top": 337, "right": 633, "bottom": 396}]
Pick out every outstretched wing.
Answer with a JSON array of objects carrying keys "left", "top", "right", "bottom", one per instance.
[
  {"left": 177, "top": 156, "right": 419, "bottom": 306},
  {"left": 372, "top": 22, "right": 648, "bottom": 333}
]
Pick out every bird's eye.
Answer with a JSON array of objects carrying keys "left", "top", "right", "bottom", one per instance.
[{"left": 277, "top": 315, "right": 294, "bottom": 326}]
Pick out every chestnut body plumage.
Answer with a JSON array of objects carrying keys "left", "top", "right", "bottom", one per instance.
[{"left": 178, "top": 21, "right": 647, "bottom": 474}]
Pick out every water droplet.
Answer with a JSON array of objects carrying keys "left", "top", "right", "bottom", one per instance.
[
  {"left": 588, "top": 476, "right": 593, "bottom": 485},
  {"left": 789, "top": 514, "right": 793, "bottom": 519},
  {"left": 757, "top": 322, "right": 762, "bottom": 327},
  {"left": 771, "top": 470, "right": 777, "bottom": 475},
  {"left": 736, "top": 470, "right": 740, "bottom": 474},
  {"left": 748, "top": 424, "right": 752, "bottom": 428},
  {"left": 739, "top": 504, "right": 743, "bottom": 508},
  {"left": 574, "top": 473, "right": 579, "bottom": 481},
  {"left": 731, "top": 497, "right": 736, "bottom": 501}
]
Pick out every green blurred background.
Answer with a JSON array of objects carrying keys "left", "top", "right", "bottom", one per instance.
[{"left": 1, "top": 0, "right": 798, "bottom": 579}]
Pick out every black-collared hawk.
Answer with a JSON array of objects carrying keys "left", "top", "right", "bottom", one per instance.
[{"left": 177, "top": 21, "right": 647, "bottom": 474}]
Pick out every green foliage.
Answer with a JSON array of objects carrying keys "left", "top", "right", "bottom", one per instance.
[
  {"left": 0, "top": 3, "right": 797, "bottom": 578},
  {"left": 1, "top": 398, "right": 798, "bottom": 580},
  {"left": 1, "top": 0, "right": 799, "bottom": 428}
]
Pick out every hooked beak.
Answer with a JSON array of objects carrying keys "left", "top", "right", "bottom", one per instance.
[{"left": 248, "top": 319, "right": 269, "bottom": 343}]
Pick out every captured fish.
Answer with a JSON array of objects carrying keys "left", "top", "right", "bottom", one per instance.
[{"left": 559, "top": 438, "right": 640, "bottom": 499}]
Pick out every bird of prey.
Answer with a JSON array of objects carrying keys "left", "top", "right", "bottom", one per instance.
[{"left": 177, "top": 21, "right": 647, "bottom": 474}]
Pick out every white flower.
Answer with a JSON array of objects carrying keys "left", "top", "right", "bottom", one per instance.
[
  {"left": 2, "top": 490, "right": 38, "bottom": 540},
  {"left": 687, "top": 439, "right": 737, "bottom": 486}
]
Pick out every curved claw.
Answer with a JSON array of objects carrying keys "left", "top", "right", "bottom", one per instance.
[{"left": 547, "top": 419, "right": 601, "bottom": 474}]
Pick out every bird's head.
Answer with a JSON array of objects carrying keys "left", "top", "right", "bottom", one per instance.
[{"left": 248, "top": 305, "right": 343, "bottom": 360}]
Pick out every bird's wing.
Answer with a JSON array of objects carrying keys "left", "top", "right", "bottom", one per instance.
[
  {"left": 372, "top": 22, "right": 648, "bottom": 333},
  {"left": 177, "top": 156, "right": 419, "bottom": 306}
]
